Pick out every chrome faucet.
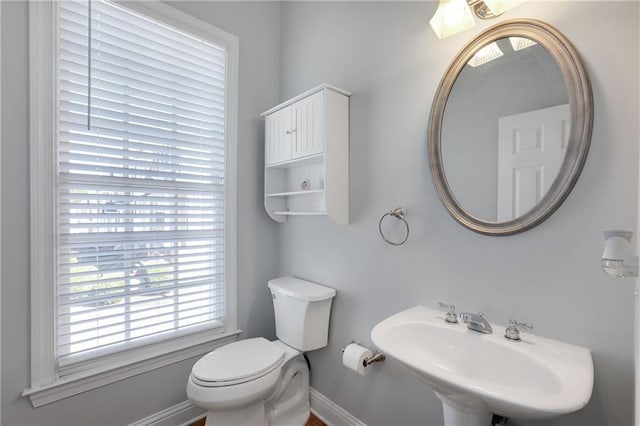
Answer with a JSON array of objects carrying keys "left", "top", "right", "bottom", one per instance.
[{"left": 459, "top": 312, "right": 493, "bottom": 334}]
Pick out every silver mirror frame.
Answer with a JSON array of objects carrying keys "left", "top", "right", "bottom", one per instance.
[{"left": 428, "top": 19, "right": 593, "bottom": 236}]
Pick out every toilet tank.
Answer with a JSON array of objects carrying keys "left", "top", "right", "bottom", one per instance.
[{"left": 267, "top": 276, "right": 336, "bottom": 351}]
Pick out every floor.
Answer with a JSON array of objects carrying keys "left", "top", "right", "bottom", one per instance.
[
  {"left": 305, "top": 413, "right": 326, "bottom": 426},
  {"left": 189, "top": 413, "right": 325, "bottom": 426}
]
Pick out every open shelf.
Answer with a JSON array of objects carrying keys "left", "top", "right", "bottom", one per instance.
[
  {"left": 273, "top": 211, "right": 328, "bottom": 216},
  {"left": 266, "top": 189, "right": 325, "bottom": 197},
  {"left": 265, "top": 153, "right": 324, "bottom": 169}
]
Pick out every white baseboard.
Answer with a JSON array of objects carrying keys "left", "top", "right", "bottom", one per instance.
[
  {"left": 309, "top": 387, "right": 366, "bottom": 426},
  {"left": 128, "top": 400, "right": 205, "bottom": 426},
  {"left": 129, "top": 387, "right": 364, "bottom": 426}
]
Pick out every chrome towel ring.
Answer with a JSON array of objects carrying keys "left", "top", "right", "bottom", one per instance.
[{"left": 378, "top": 207, "right": 409, "bottom": 246}]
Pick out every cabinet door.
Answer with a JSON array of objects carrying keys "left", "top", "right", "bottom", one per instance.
[
  {"left": 265, "top": 109, "right": 292, "bottom": 165},
  {"left": 291, "top": 91, "right": 325, "bottom": 159}
]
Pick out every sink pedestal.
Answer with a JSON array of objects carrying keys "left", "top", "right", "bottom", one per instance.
[
  {"left": 442, "top": 403, "right": 491, "bottom": 426},
  {"left": 436, "top": 392, "right": 492, "bottom": 426}
]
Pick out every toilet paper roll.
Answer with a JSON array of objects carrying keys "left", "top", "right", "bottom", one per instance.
[{"left": 342, "top": 343, "right": 373, "bottom": 376}]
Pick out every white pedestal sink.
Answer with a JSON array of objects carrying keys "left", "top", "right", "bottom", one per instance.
[{"left": 371, "top": 306, "right": 594, "bottom": 426}]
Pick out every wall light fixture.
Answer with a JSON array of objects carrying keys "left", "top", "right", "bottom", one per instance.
[
  {"left": 429, "top": 0, "right": 526, "bottom": 39},
  {"left": 602, "top": 229, "right": 638, "bottom": 278}
]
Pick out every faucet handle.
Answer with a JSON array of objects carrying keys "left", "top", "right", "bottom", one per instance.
[
  {"left": 438, "top": 302, "right": 458, "bottom": 324},
  {"left": 505, "top": 319, "right": 534, "bottom": 341},
  {"left": 510, "top": 319, "right": 533, "bottom": 330}
]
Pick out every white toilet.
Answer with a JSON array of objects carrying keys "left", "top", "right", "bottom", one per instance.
[{"left": 187, "top": 276, "right": 336, "bottom": 426}]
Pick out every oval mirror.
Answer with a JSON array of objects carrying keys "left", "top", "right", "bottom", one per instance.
[{"left": 428, "top": 19, "right": 593, "bottom": 236}]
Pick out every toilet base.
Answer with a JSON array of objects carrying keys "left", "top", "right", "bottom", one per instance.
[
  {"left": 201, "top": 355, "right": 310, "bottom": 426},
  {"left": 266, "top": 357, "right": 310, "bottom": 425},
  {"left": 205, "top": 401, "right": 265, "bottom": 426}
]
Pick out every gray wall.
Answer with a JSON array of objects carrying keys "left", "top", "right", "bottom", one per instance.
[
  {"left": 278, "top": 2, "right": 638, "bottom": 426},
  {"left": 1, "top": 1, "right": 280, "bottom": 425}
]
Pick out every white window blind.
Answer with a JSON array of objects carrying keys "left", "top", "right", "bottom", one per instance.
[{"left": 56, "top": 0, "right": 228, "bottom": 368}]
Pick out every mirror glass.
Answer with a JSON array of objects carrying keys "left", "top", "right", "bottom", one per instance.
[
  {"left": 441, "top": 37, "right": 568, "bottom": 222},
  {"left": 429, "top": 20, "right": 592, "bottom": 236}
]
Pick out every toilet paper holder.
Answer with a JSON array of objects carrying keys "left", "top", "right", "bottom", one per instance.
[{"left": 342, "top": 339, "right": 386, "bottom": 367}]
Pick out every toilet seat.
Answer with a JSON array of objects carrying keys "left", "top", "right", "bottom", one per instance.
[{"left": 191, "top": 337, "right": 285, "bottom": 387}]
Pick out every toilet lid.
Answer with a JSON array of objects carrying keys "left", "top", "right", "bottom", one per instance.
[{"left": 192, "top": 337, "right": 285, "bottom": 384}]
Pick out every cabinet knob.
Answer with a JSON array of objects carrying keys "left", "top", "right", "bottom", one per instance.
[{"left": 285, "top": 129, "right": 297, "bottom": 135}]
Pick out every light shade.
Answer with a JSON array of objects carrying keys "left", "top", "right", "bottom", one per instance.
[
  {"left": 467, "top": 42, "right": 503, "bottom": 67},
  {"left": 602, "top": 229, "right": 638, "bottom": 278},
  {"left": 429, "top": 0, "right": 476, "bottom": 40},
  {"left": 482, "top": 0, "right": 526, "bottom": 15}
]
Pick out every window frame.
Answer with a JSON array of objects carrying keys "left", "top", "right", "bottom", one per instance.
[{"left": 25, "top": 0, "right": 240, "bottom": 407}]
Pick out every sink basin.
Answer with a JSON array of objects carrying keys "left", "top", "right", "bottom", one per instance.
[{"left": 371, "top": 306, "right": 593, "bottom": 425}]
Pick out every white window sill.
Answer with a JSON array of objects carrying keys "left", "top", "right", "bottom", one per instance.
[{"left": 23, "top": 329, "right": 241, "bottom": 407}]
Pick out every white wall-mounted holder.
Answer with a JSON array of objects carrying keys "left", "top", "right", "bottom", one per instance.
[
  {"left": 602, "top": 229, "right": 638, "bottom": 278},
  {"left": 260, "top": 84, "right": 350, "bottom": 225}
]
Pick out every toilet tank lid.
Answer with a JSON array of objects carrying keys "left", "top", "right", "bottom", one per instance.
[{"left": 268, "top": 276, "right": 336, "bottom": 301}]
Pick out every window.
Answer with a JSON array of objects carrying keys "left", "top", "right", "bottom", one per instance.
[{"left": 27, "top": 0, "right": 239, "bottom": 406}]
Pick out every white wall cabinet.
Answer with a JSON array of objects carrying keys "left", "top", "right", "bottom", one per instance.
[{"left": 261, "top": 84, "right": 350, "bottom": 225}]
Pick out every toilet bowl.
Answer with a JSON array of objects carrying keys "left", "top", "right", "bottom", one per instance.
[{"left": 187, "top": 276, "right": 336, "bottom": 426}]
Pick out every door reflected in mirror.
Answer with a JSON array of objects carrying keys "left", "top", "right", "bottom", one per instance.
[{"left": 442, "top": 37, "right": 569, "bottom": 223}]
